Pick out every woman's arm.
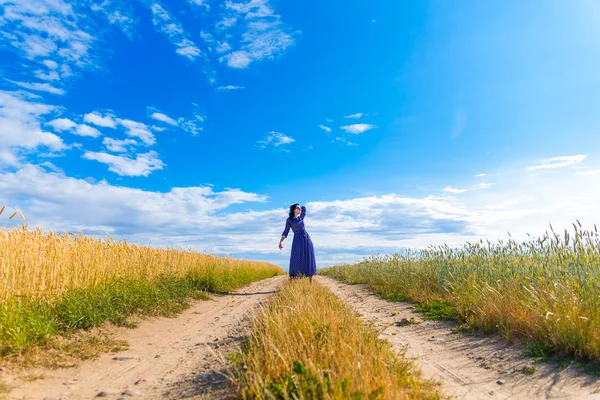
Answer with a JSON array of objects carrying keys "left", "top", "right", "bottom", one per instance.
[
  {"left": 279, "top": 220, "right": 291, "bottom": 249},
  {"left": 278, "top": 235, "right": 286, "bottom": 250},
  {"left": 300, "top": 205, "right": 306, "bottom": 219}
]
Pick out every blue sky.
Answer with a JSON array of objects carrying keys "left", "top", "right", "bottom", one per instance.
[{"left": 1, "top": 0, "right": 600, "bottom": 268}]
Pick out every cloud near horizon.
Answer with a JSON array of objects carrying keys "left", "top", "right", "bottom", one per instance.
[{"left": 1, "top": 155, "right": 598, "bottom": 268}]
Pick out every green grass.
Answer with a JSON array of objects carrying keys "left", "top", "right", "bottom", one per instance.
[
  {"left": 521, "top": 366, "right": 536, "bottom": 375},
  {"left": 0, "top": 268, "right": 281, "bottom": 359},
  {"left": 414, "top": 300, "right": 458, "bottom": 321},
  {"left": 320, "top": 225, "right": 600, "bottom": 362}
]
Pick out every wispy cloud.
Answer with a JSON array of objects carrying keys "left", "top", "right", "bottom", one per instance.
[
  {"left": 148, "top": 109, "right": 204, "bottom": 135},
  {"left": 344, "top": 113, "right": 364, "bottom": 119},
  {"left": 90, "top": 0, "right": 137, "bottom": 37},
  {"left": 216, "top": 85, "right": 245, "bottom": 91},
  {"left": 476, "top": 173, "right": 486, "bottom": 177},
  {"left": 115, "top": 118, "right": 156, "bottom": 145},
  {"left": 318, "top": 125, "right": 332, "bottom": 133},
  {"left": 526, "top": 155, "right": 587, "bottom": 171},
  {"left": 83, "top": 151, "right": 164, "bottom": 177},
  {"left": 216, "top": 41, "right": 231, "bottom": 53},
  {"left": 188, "top": 0, "right": 210, "bottom": 10},
  {"left": 217, "top": 0, "right": 297, "bottom": 69},
  {"left": 103, "top": 137, "right": 138, "bottom": 153},
  {"left": 340, "top": 124, "right": 377, "bottom": 134},
  {"left": 444, "top": 186, "right": 469, "bottom": 194},
  {"left": 258, "top": 131, "right": 295, "bottom": 149},
  {"left": 0, "top": 0, "right": 131, "bottom": 93},
  {"left": 84, "top": 111, "right": 117, "bottom": 128},
  {"left": 8, "top": 80, "right": 65, "bottom": 95},
  {"left": 333, "top": 137, "right": 358, "bottom": 146},
  {"left": 149, "top": 3, "right": 202, "bottom": 61},
  {"left": 150, "top": 112, "right": 178, "bottom": 126}
]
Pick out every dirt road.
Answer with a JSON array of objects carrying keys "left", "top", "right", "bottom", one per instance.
[
  {"left": 5, "top": 276, "right": 286, "bottom": 400},
  {"left": 5, "top": 275, "right": 600, "bottom": 400},
  {"left": 317, "top": 276, "right": 600, "bottom": 400}
]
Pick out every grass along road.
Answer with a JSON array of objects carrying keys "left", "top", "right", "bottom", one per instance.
[
  {"left": 317, "top": 275, "right": 600, "bottom": 399},
  {"left": 4, "top": 276, "right": 286, "bottom": 400}
]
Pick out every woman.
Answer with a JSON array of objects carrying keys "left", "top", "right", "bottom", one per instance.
[{"left": 279, "top": 203, "right": 317, "bottom": 282}]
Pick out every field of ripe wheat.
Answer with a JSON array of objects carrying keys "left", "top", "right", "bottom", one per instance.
[
  {"left": 0, "top": 207, "right": 284, "bottom": 358},
  {"left": 321, "top": 225, "right": 600, "bottom": 362}
]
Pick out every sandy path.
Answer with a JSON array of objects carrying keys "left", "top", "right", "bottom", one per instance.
[
  {"left": 6, "top": 276, "right": 286, "bottom": 400},
  {"left": 317, "top": 276, "right": 600, "bottom": 400}
]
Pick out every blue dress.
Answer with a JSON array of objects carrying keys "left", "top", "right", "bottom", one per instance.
[{"left": 282, "top": 206, "right": 317, "bottom": 277}]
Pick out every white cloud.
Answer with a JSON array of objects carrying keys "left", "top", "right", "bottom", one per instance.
[
  {"left": 189, "top": 0, "right": 210, "bottom": 9},
  {"left": 325, "top": 118, "right": 334, "bottom": 123},
  {"left": 333, "top": 137, "right": 358, "bottom": 146},
  {"left": 103, "top": 137, "right": 137, "bottom": 153},
  {"left": 216, "top": 41, "right": 231, "bottom": 53},
  {"left": 149, "top": 3, "right": 201, "bottom": 61},
  {"left": 344, "top": 113, "right": 364, "bottom": 119},
  {"left": 218, "top": 0, "right": 297, "bottom": 69},
  {"left": 0, "top": 90, "right": 66, "bottom": 167},
  {"left": 90, "top": 0, "right": 137, "bottom": 37},
  {"left": 477, "top": 183, "right": 493, "bottom": 189},
  {"left": 258, "top": 131, "right": 295, "bottom": 149},
  {"left": 216, "top": 17, "right": 238, "bottom": 29},
  {"left": 83, "top": 112, "right": 116, "bottom": 128},
  {"left": 1, "top": 155, "right": 600, "bottom": 268},
  {"left": 526, "top": 155, "right": 587, "bottom": 171},
  {"left": 0, "top": 0, "right": 109, "bottom": 89},
  {"left": 82, "top": 151, "right": 164, "bottom": 176},
  {"left": 151, "top": 125, "right": 166, "bottom": 132},
  {"left": 444, "top": 186, "right": 469, "bottom": 194},
  {"left": 115, "top": 118, "right": 155, "bottom": 146},
  {"left": 47, "top": 118, "right": 101, "bottom": 138},
  {"left": 42, "top": 60, "right": 58, "bottom": 70},
  {"left": 147, "top": 109, "right": 204, "bottom": 135},
  {"left": 216, "top": 85, "right": 245, "bottom": 91},
  {"left": 47, "top": 118, "right": 77, "bottom": 131},
  {"left": 8, "top": 80, "right": 65, "bottom": 95},
  {"left": 340, "top": 124, "right": 376, "bottom": 134},
  {"left": 75, "top": 124, "right": 101, "bottom": 138},
  {"left": 318, "top": 125, "right": 332, "bottom": 133},
  {"left": 476, "top": 173, "right": 486, "bottom": 177},
  {"left": 150, "top": 112, "right": 178, "bottom": 126}
]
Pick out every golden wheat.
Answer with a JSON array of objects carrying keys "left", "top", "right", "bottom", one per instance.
[{"left": 0, "top": 206, "right": 282, "bottom": 303}]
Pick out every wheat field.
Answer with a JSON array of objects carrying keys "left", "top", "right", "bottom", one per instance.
[
  {"left": 320, "top": 225, "right": 600, "bottom": 362},
  {"left": 0, "top": 206, "right": 284, "bottom": 357}
]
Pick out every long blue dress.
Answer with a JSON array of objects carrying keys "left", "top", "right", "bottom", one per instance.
[{"left": 282, "top": 206, "right": 317, "bottom": 277}]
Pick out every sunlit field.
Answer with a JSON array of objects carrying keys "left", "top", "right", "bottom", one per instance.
[
  {"left": 0, "top": 207, "right": 284, "bottom": 358},
  {"left": 321, "top": 224, "right": 600, "bottom": 362},
  {"left": 234, "top": 279, "right": 440, "bottom": 400}
]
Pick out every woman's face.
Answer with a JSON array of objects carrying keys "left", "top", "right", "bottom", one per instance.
[{"left": 294, "top": 205, "right": 301, "bottom": 216}]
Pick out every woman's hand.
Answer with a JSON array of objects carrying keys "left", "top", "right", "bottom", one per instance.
[{"left": 278, "top": 242, "right": 283, "bottom": 250}]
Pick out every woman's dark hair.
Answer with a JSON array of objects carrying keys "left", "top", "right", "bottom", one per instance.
[{"left": 289, "top": 203, "right": 299, "bottom": 220}]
